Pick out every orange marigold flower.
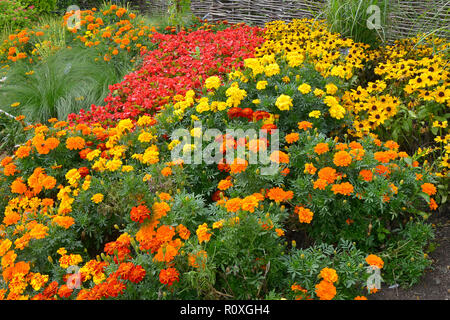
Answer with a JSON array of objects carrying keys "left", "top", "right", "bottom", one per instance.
[
  {"left": 270, "top": 150, "right": 289, "bottom": 164},
  {"left": 230, "top": 158, "right": 248, "bottom": 174},
  {"left": 15, "top": 146, "right": 31, "bottom": 159},
  {"left": 333, "top": 151, "right": 352, "bottom": 167},
  {"left": 313, "top": 178, "right": 328, "bottom": 190},
  {"left": 152, "top": 201, "right": 171, "bottom": 219},
  {"left": 154, "top": 243, "right": 178, "bottom": 263},
  {"left": 318, "top": 167, "right": 337, "bottom": 184},
  {"left": 241, "top": 195, "right": 260, "bottom": 213},
  {"left": 58, "top": 285, "right": 73, "bottom": 298},
  {"left": 176, "top": 224, "right": 190, "bottom": 240},
  {"left": 319, "top": 268, "right": 338, "bottom": 283},
  {"left": 11, "top": 178, "right": 27, "bottom": 194},
  {"left": 384, "top": 140, "right": 399, "bottom": 150},
  {"left": 304, "top": 163, "right": 317, "bottom": 175},
  {"left": 218, "top": 179, "right": 233, "bottom": 191},
  {"left": 349, "top": 141, "right": 363, "bottom": 149},
  {"left": 158, "top": 192, "right": 172, "bottom": 201},
  {"left": 285, "top": 132, "right": 299, "bottom": 144},
  {"left": 374, "top": 151, "right": 392, "bottom": 163},
  {"left": 354, "top": 296, "right": 368, "bottom": 300},
  {"left": 52, "top": 216, "right": 75, "bottom": 229},
  {"left": 298, "top": 121, "right": 313, "bottom": 131},
  {"left": 3, "top": 163, "right": 17, "bottom": 176},
  {"left": 248, "top": 139, "right": 267, "bottom": 153},
  {"left": 267, "top": 187, "right": 293, "bottom": 202},
  {"left": 188, "top": 250, "right": 207, "bottom": 269},
  {"left": 359, "top": 169, "right": 373, "bottom": 182},
  {"left": 315, "top": 280, "right": 336, "bottom": 300},
  {"left": 314, "top": 143, "right": 329, "bottom": 155},
  {"left": 365, "top": 254, "right": 384, "bottom": 269},
  {"left": 421, "top": 183, "right": 436, "bottom": 196},
  {"left": 331, "top": 182, "right": 354, "bottom": 196},
  {"left": 349, "top": 148, "right": 365, "bottom": 161},
  {"left": 161, "top": 167, "right": 172, "bottom": 177},
  {"left": 1, "top": 156, "right": 12, "bottom": 167},
  {"left": 429, "top": 198, "right": 438, "bottom": 211},
  {"left": 196, "top": 223, "right": 212, "bottom": 244},
  {"left": 375, "top": 164, "right": 390, "bottom": 177},
  {"left": 295, "top": 206, "right": 314, "bottom": 223},
  {"left": 156, "top": 225, "right": 175, "bottom": 243},
  {"left": 335, "top": 143, "right": 348, "bottom": 151},
  {"left": 225, "top": 197, "right": 241, "bottom": 212},
  {"left": 66, "top": 137, "right": 86, "bottom": 150}
]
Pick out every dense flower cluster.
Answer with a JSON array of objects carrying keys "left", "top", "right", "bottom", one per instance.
[{"left": 68, "top": 24, "right": 264, "bottom": 125}]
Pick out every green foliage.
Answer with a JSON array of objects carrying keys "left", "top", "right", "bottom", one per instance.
[
  {"left": 168, "top": 0, "right": 193, "bottom": 32},
  {"left": 283, "top": 240, "right": 371, "bottom": 299},
  {"left": 325, "top": 0, "right": 389, "bottom": 48},
  {"left": 0, "top": 112, "right": 28, "bottom": 154},
  {"left": 0, "top": 0, "right": 38, "bottom": 30},
  {"left": 20, "top": 0, "right": 57, "bottom": 14},
  {"left": 0, "top": 46, "right": 132, "bottom": 123},
  {"left": 381, "top": 220, "right": 435, "bottom": 287}
]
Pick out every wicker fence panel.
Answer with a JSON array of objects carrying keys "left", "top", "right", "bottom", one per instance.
[{"left": 190, "top": 0, "right": 450, "bottom": 40}]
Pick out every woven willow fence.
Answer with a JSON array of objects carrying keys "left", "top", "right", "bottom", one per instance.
[{"left": 191, "top": 0, "right": 450, "bottom": 40}]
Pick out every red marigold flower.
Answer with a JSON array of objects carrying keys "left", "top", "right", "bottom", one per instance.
[
  {"left": 130, "top": 205, "right": 151, "bottom": 223},
  {"left": 159, "top": 267, "right": 179, "bottom": 286}
]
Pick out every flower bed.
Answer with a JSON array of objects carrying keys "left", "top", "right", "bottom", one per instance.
[{"left": 0, "top": 16, "right": 447, "bottom": 300}]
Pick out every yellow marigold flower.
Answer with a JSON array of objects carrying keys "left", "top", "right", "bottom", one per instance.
[
  {"left": 86, "top": 149, "right": 101, "bottom": 161},
  {"left": 298, "top": 83, "right": 311, "bottom": 94},
  {"left": 325, "top": 83, "right": 338, "bottom": 95},
  {"left": 205, "top": 76, "right": 221, "bottom": 90},
  {"left": 91, "top": 193, "right": 104, "bottom": 204},
  {"left": 256, "top": 80, "right": 268, "bottom": 90},
  {"left": 138, "top": 131, "right": 155, "bottom": 143},
  {"left": 122, "top": 165, "right": 134, "bottom": 172},
  {"left": 275, "top": 94, "right": 293, "bottom": 111},
  {"left": 309, "top": 110, "right": 321, "bottom": 118},
  {"left": 105, "top": 159, "right": 122, "bottom": 171},
  {"left": 212, "top": 219, "right": 224, "bottom": 229}
]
